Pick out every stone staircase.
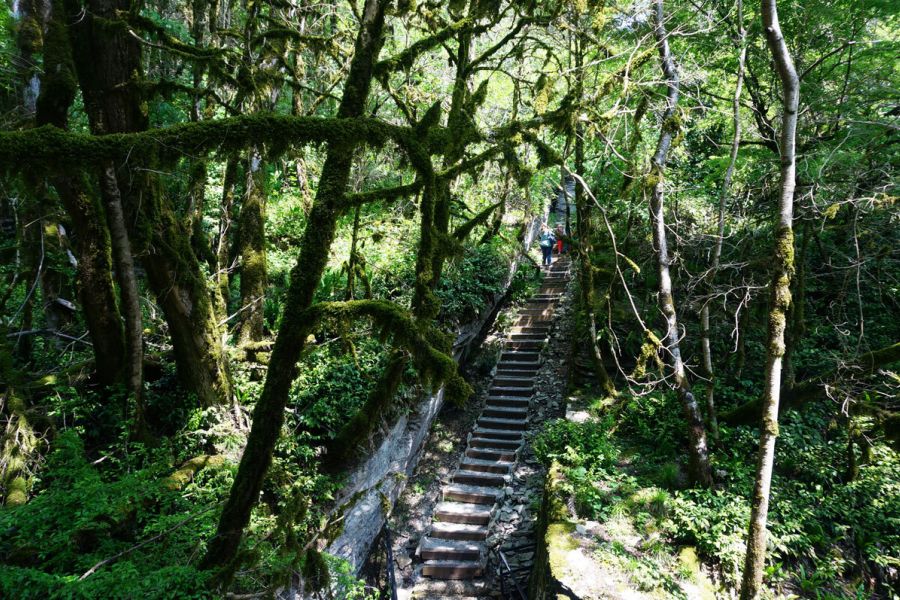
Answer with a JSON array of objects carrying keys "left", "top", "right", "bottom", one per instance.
[{"left": 411, "top": 256, "right": 571, "bottom": 598}]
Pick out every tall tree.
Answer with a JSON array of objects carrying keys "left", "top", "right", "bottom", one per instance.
[
  {"left": 700, "top": 0, "right": 747, "bottom": 443},
  {"left": 200, "top": 0, "right": 393, "bottom": 574},
  {"left": 647, "top": 0, "right": 713, "bottom": 487},
  {"left": 739, "top": 0, "right": 800, "bottom": 596}
]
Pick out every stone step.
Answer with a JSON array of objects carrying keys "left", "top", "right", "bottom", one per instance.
[
  {"left": 459, "top": 457, "right": 513, "bottom": 474},
  {"left": 444, "top": 482, "right": 504, "bottom": 504},
  {"left": 488, "top": 385, "right": 533, "bottom": 397},
  {"left": 465, "top": 446, "right": 517, "bottom": 462},
  {"left": 471, "top": 426, "right": 524, "bottom": 440},
  {"left": 478, "top": 416, "right": 527, "bottom": 431},
  {"left": 410, "top": 579, "right": 487, "bottom": 598},
  {"left": 419, "top": 537, "right": 483, "bottom": 562},
  {"left": 422, "top": 559, "right": 483, "bottom": 579},
  {"left": 468, "top": 436, "right": 523, "bottom": 451},
  {"left": 482, "top": 405, "right": 528, "bottom": 420},
  {"left": 452, "top": 469, "right": 508, "bottom": 487},
  {"left": 434, "top": 501, "right": 492, "bottom": 525}
]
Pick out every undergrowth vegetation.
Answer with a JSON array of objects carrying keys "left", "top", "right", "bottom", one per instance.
[{"left": 536, "top": 391, "right": 900, "bottom": 597}]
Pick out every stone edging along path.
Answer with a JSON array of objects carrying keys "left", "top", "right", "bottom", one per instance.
[{"left": 391, "top": 255, "right": 573, "bottom": 599}]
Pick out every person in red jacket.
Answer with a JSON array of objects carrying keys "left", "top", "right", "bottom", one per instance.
[{"left": 555, "top": 223, "right": 565, "bottom": 254}]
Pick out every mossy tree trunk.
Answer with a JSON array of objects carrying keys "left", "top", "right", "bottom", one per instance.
[
  {"left": 98, "top": 164, "right": 146, "bottom": 434},
  {"left": 740, "top": 0, "right": 800, "bottom": 596},
  {"left": 236, "top": 148, "right": 268, "bottom": 345},
  {"left": 648, "top": 0, "right": 713, "bottom": 488},
  {"left": 325, "top": 8, "right": 478, "bottom": 466},
  {"left": 33, "top": 2, "right": 126, "bottom": 381},
  {"left": 68, "top": 0, "right": 232, "bottom": 408},
  {"left": 571, "top": 20, "right": 616, "bottom": 397},
  {"left": 200, "top": 0, "right": 391, "bottom": 575}
]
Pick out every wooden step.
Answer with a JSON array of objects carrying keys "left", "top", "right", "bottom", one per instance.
[
  {"left": 469, "top": 436, "right": 523, "bottom": 451},
  {"left": 488, "top": 385, "right": 533, "bottom": 397},
  {"left": 514, "top": 316, "right": 553, "bottom": 325},
  {"left": 471, "top": 426, "right": 524, "bottom": 440},
  {"left": 478, "top": 416, "right": 527, "bottom": 431},
  {"left": 505, "top": 340, "right": 545, "bottom": 350},
  {"left": 453, "top": 469, "right": 508, "bottom": 487},
  {"left": 459, "top": 457, "right": 513, "bottom": 474},
  {"left": 429, "top": 521, "right": 489, "bottom": 542},
  {"left": 482, "top": 405, "right": 528, "bottom": 420},
  {"left": 519, "top": 308, "right": 554, "bottom": 316},
  {"left": 410, "top": 579, "right": 487, "bottom": 598},
  {"left": 500, "top": 350, "right": 541, "bottom": 361},
  {"left": 507, "top": 333, "right": 547, "bottom": 341},
  {"left": 492, "top": 375, "right": 535, "bottom": 386},
  {"left": 495, "top": 361, "right": 540, "bottom": 372},
  {"left": 444, "top": 483, "right": 504, "bottom": 504},
  {"left": 486, "top": 394, "right": 531, "bottom": 407},
  {"left": 419, "top": 537, "right": 483, "bottom": 562},
  {"left": 509, "top": 325, "right": 551, "bottom": 334},
  {"left": 434, "top": 501, "right": 492, "bottom": 525},
  {"left": 422, "top": 559, "right": 483, "bottom": 579},
  {"left": 465, "top": 447, "right": 517, "bottom": 462}
]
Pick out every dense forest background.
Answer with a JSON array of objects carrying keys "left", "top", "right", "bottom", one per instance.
[{"left": 0, "top": 0, "right": 897, "bottom": 598}]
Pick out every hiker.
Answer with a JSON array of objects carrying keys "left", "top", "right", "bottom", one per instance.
[
  {"left": 555, "top": 223, "right": 565, "bottom": 254},
  {"left": 539, "top": 224, "right": 556, "bottom": 266}
]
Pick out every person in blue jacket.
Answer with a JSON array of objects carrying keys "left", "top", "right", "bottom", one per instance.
[{"left": 539, "top": 224, "right": 556, "bottom": 266}]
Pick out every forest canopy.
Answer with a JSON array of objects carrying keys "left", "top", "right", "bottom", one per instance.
[{"left": 0, "top": 0, "right": 897, "bottom": 598}]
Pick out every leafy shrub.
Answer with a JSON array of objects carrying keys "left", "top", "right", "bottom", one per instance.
[{"left": 437, "top": 241, "right": 512, "bottom": 325}]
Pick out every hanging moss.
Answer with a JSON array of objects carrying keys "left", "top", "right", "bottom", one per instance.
[{"left": 632, "top": 329, "right": 664, "bottom": 380}]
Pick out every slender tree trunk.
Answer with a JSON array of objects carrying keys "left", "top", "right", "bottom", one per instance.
[
  {"left": 649, "top": 0, "right": 713, "bottom": 488},
  {"left": 345, "top": 204, "right": 362, "bottom": 301},
  {"left": 739, "top": 0, "right": 799, "bottom": 596},
  {"left": 215, "top": 157, "right": 239, "bottom": 313},
  {"left": 237, "top": 148, "right": 267, "bottom": 344},
  {"left": 98, "top": 164, "right": 145, "bottom": 434},
  {"left": 701, "top": 0, "right": 746, "bottom": 442},
  {"left": 201, "top": 0, "right": 391, "bottom": 574}
]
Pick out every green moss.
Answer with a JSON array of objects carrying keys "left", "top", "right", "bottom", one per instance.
[
  {"left": 547, "top": 522, "right": 579, "bottom": 576},
  {"left": 5, "top": 476, "right": 28, "bottom": 506}
]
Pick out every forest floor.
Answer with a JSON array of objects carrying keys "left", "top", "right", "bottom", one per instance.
[{"left": 545, "top": 393, "right": 720, "bottom": 600}]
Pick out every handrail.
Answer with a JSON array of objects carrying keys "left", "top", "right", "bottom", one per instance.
[
  {"left": 495, "top": 547, "right": 528, "bottom": 600},
  {"left": 382, "top": 526, "right": 398, "bottom": 600}
]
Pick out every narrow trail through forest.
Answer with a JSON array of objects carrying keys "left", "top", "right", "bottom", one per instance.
[{"left": 399, "top": 256, "right": 572, "bottom": 599}]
